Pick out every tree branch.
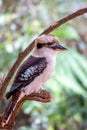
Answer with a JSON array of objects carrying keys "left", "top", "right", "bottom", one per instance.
[
  {"left": 0, "top": 8, "right": 87, "bottom": 106},
  {"left": 0, "top": 89, "right": 53, "bottom": 129}
]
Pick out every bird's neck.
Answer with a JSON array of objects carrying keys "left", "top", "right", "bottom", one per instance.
[{"left": 33, "top": 47, "right": 56, "bottom": 64}]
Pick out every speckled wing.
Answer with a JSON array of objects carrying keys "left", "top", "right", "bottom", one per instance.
[{"left": 6, "top": 55, "right": 47, "bottom": 99}]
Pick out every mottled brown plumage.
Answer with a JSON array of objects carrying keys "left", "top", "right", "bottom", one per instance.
[
  {"left": 6, "top": 56, "right": 47, "bottom": 99},
  {"left": 6, "top": 34, "right": 66, "bottom": 99}
]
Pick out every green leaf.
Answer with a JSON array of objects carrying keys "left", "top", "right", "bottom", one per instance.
[{"left": 52, "top": 24, "right": 80, "bottom": 40}]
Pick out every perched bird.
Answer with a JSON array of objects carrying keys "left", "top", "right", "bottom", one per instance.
[
  {"left": 1, "top": 34, "right": 67, "bottom": 127},
  {"left": 6, "top": 34, "right": 67, "bottom": 99}
]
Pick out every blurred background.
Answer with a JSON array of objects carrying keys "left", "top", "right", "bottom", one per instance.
[{"left": 0, "top": 0, "right": 87, "bottom": 130}]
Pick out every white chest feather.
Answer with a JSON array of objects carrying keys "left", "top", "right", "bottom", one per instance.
[
  {"left": 41, "top": 56, "right": 56, "bottom": 83},
  {"left": 21, "top": 48, "right": 56, "bottom": 96}
]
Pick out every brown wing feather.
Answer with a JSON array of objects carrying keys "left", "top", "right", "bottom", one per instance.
[{"left": 6, "top": 55, "right": 47, "bottom": 99}]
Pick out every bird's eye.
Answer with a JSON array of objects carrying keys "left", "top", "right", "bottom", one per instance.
[
  {"left": 37, "top": 43, "right": 42, "bottom": 49},
  {"left": 37, "top": 42, "right": 53, "bottom": 49},
  {"left": 37, "top": 43, "right": 43, "bottom": 49}
]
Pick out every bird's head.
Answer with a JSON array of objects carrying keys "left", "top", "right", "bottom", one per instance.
[{"left": 34, "top": 34, "right": 67, "bottom": 56}]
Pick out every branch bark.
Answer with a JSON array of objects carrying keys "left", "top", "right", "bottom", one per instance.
[
  {"left": 0, "top": 89, "right": 53, "bottom": 129},
  {"left": 0, "top": 8, "right": 87, "bottom": 106}
]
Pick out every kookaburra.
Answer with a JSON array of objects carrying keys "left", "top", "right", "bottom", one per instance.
[{"left": 6, "top": 34, "right": 67, "bottom": 99}]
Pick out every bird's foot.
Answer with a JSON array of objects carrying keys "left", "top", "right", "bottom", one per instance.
[
  {"left": 38, "top": 87, "right": 43, "bottom": 93},
  {"left": 25, "top": 89, "right": 54, "bottom": 103}
]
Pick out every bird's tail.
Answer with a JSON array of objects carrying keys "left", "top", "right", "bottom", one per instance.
[
  {"left": 5, "top": 92, "right": 12, "bottom": 99},
  {"left": 1, "top": 91, "right": 24, "bottom": 128}
]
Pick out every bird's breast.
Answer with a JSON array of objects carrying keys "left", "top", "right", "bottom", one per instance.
[
  {"left": 41, "top": 57, "right": 56, "bottom": 83},
  {"left": 21, "top": 57, "right": 56, "bottom": 95}
]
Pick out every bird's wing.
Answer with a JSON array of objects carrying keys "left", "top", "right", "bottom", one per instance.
[{"left": 6, "top": 55, "right": 47, "bottom": 99}]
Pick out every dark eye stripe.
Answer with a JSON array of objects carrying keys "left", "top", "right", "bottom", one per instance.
[
  {"left": 37, "top": 42, "right": 53, "bottom": 49},
  {"left": 37, "top": 43, "right": 44, "bottom": 48}
]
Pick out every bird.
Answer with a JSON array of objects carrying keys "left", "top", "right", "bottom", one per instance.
[
  {"left": 6, "top": 34, "right": 67, "bottom": 100},
  {"left": 1, "top": 34, "right": 67, "bottom": 127}
]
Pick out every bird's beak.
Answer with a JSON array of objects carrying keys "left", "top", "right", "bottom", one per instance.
[{"left": 50, "top": 43, "right": 67, "bottom": 51}]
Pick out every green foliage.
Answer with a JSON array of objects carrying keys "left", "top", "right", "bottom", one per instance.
[{"left": 53, "top": 24, "right": 80, "bottom": 40}]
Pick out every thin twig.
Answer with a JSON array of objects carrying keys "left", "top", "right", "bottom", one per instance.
[{"left": 0, "top": 8, "right": 87, "bottom": 106}]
